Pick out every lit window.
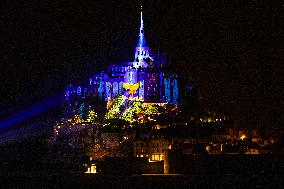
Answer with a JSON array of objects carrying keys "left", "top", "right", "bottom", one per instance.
[
  {"left": 151, "top": 154, "right": 161, "bottom": 161},
  {"left": 91, "top": 164, "right": 96, "bottom": 173},
  {"left": 85, "top": 164, "right": 97, "bottom": 174}
]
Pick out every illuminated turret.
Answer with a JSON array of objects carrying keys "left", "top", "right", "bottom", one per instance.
[{"left": 134, "top": 6, "right": 150, "bottom": 68}]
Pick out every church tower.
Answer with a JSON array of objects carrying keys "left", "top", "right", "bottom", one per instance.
[{"left": 133, "top": 6, "right": 150, "bottom": 68}]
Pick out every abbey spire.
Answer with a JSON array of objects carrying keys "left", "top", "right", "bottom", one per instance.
[
  {"left": 134, "top": 6, "right": 150, "bottom": 68},
  {"left": 138, "top": 6, "right": 147, "bottom": 48}
]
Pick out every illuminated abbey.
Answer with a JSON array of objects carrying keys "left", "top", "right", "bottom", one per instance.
[
  {"left": 64, "top": 7, "right": 179, "bottom": 121},
  {"left": 54, "top": 7, "right": 234, "bottom": 165}
]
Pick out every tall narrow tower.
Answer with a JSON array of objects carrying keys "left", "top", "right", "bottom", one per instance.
[{"left": 134, "top": 6, "right": 150, "bottom": 68}]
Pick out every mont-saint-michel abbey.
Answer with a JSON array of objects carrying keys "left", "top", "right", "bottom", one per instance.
[
  {"left": 54, "top": 7, "right": 194, "bottom": 172},
  {"left": 52, "top": 6, "right": 282, "bottom": 175},
  {"left": 64, "top": 7, "right": 179, "bottom": 119},
  {"left": 2, "top": 1, "right": 284, "bottom": 188}
]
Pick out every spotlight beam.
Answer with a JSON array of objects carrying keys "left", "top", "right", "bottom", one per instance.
[{"left": 0, "top": 94, "right": 63, "bottom": 131}]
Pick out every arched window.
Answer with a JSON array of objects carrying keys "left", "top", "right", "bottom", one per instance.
[
  {"left": 77, "top": 86, "right": 82, "bottom": 95},
  {"left": 113, "top": 82, "right": 118, "bottom": 97},
  {"left": 105, "top": 82, "right": 112, "bottom": 101},
  {"left": 119, "top": 81, "right": 123, "bottom": 94}
]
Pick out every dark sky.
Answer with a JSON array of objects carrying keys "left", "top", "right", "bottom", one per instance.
[{"left": 1, "top": 0, "right": 283, "bottom": 129}]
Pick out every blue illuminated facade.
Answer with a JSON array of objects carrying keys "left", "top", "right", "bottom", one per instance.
[{"left": 65, "top": 7, "right": 180, "bottom": 118}]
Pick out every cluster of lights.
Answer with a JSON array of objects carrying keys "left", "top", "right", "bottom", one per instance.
[
  {"left": 54, "top": 109, "right": 98, "bottom": 138},
  {"left": 105, "top": 95, "right": 165, "bottom": 123},
  {"left": 121, "top": 100, "right": 143, "bottom": 122},
  {"left": 105, "top": 95, "right": 127, "bottom": 119},
  {"left": 199, "top": 117, "right": 223, "bottom": 123},
  {"left": 53, "top": 122, "right": 61, "bottom": 137}
]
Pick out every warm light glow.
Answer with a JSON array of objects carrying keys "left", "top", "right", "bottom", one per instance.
[
  {"left": 85, "top": 164, "right": 97, "bottom": 174},
  {"left": 151, "top": 154, "right": 163, "bottom": 161},
  {"left": 240, "top": 134, "right": 246, "bottom": 140}
]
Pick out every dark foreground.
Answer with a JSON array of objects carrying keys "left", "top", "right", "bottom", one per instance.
[
  {"left": 1, "top": 153, "right": 284, "bottom": 189},
  {"left": 0, "top": 172, "right": 284, "bottom": 189},
  {"left": 1, "top": 136, "right": 284, "bottom": 188}
]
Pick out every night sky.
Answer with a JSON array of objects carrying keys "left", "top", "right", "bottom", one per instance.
[{"left": 1, "top": 0, "right": 283, "bottom": 129}]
